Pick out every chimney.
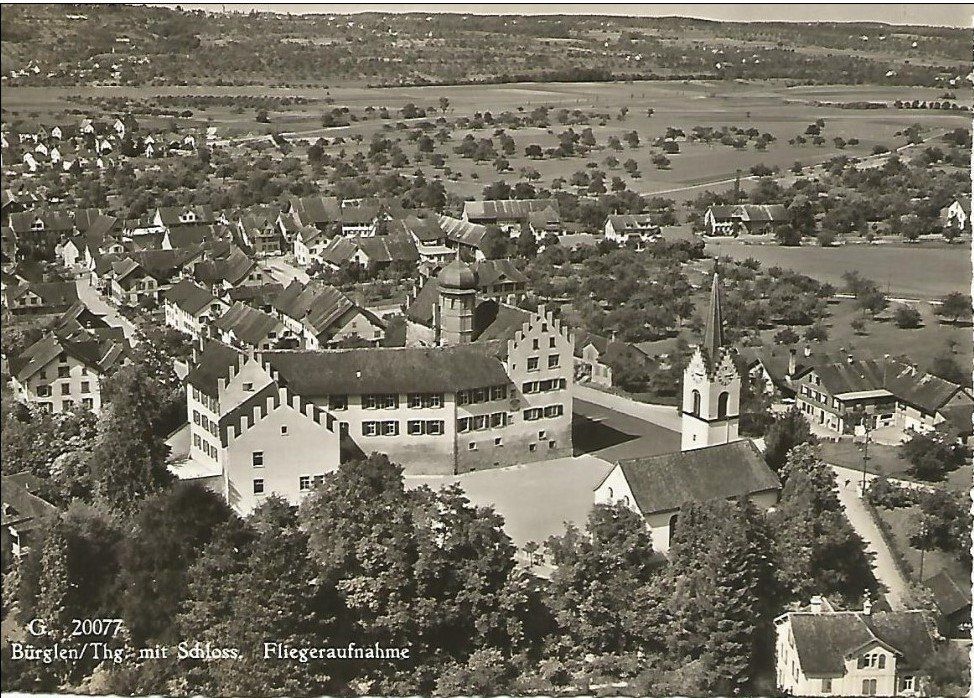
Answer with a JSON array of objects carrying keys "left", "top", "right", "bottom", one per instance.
[
  {"left": 803, "top": 345, "right": 812, "bottom": 358},
  {"left": 788, "top": 348, "right": 798, "bottom": 376},
  {"left": 862, "top": 597, "right": 873, "bottom": 616},
  {"left": 810, "top": 595, "right": 824, "bottom": 614}
]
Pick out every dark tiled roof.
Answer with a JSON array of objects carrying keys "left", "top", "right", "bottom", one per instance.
[
  {"left": 708, "top": 204, "right": 789, "bottom": 222},
  {"left": 214, "top": 302, "right": 280, "bottom": 345},
  {"left": 156, "top": 205, "right": 216, "bottom": 227},
  {"left": 8, "top": 211, "right": 75, "bottom": 235},
  {"left": 438, "top": 214, "right": 489, "bottom": 249},
  {"left": 164, "top": 278, "right": 217, "bottom": 315},
  {"left": 788, "top": 610, "right": 938, "bottom": 676},
  {"left": 289, "top": 195, "right": 341, "bottom": 226},
  {"left": 606, "top": 213, "right": 661, "bottom": 230},
  {"left": 261, "top": 345, "right": 511, "bottom": 396},
  {"left": 611, "top": 440, "right": 780, "bottom": 515},
  {"left": 474, "top": 258, "right": 528, "bottom": 287},
  {"left": 31, "top": 281, "right": 79, "bottom": 307},
  {"left": 396, "top": 213, "right": 446, "bottom": 243},
  {"left": 463, "top": 198, "right": 559, "bottom": 221},
  {"left": 8, "top": 332, "right": 123, "bottom": 382},
  {"left": 924, "top": 569, "right": 972, "bottom": 617},
  {"left": 165, "top": 223, "right": 221, "bottom": 249},
  {"left": 1, "top": 472, "right": 58, "bottom": 528},
  {"left": 354, "top": 232, "right": 420, "bottom": 265},
  {"left": 185, "top": 341, "right": 244, "bottom": 396},
  {"left": 193, "top": 246, "right": 255, "bottom": 287},
  {"left": 806, "top": 359, "right": 965, "bottom": 413}
]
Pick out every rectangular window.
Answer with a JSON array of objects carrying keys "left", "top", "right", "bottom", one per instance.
[
  {"left": 468, "top": 442, "right": 477, "bottom": 450},
  {"left": 194, "top": 433, "right": 202, "bottom": 448},
  {"left": 548, "top": 354, "right": 560, "bottom": 368},
  {"left": 253, "top": 479, "right": 264, "bottom": 495},
  {"left": 527, "top": 357, "right": 540, "bottom": 371},
  {"left": 80, "top": 381, "right": 90, "bottom": 394},
  {"left": 532, "top": 338, "right": 539, "bottom": 350},
  {"left": 457, "top": 390, "right": 469, "bottom": 406},
  {"left": 242, "top": 382, "right": 254, "bottom": 392},
  {"left": 82, "top": 398, "right": 93, "bottom": 409},
  {"left": 408, "top": 419, "right": 425, "bottom": 435},
  {"left": 408, "top": 393, "right": 443, "bottom": 408},
  {"left": 490, "top": 412, "right": 505, "bottom": 428},
  {"left": 328, "top": 394, "right": 348, "bottom": 411},
  {"left": 522, "top": 381, "right": 538, "bottom": 394},
  {"left": 523, "top": 408, "right": 543, "bottom": 421},
  {"left": 193, "top": 410, "right": 201, "bottom": 425},
  {"left": 495, "top": 437, "right": 503, "bottom": 446},
  {"left": 549, "top": 336, "right": 557, "bottom": 348},
  {"left": 901, "top": 676, "right": 914, "bottom": 692},
  {"left": 299, "top": 476, "right": 312, "bottom": 491},
  {"left": 381, "top": 420, "right": 399, "bottom": 436},
  {"left": 58, "top": 366, "right": 70, "bottom": 378},
  {"left": 362, "top": 421, "right": 379, "bottom": 436},
  {"left": 427, "top": 420, "right": 444, "bottom": 435},
  {"left": 252, "top": 451, "right": 264, "bottom": 467},
  {"left": 539, "top": 430, "right": 547, "bottom": 439},
  {"left": 471, "top": 388, "right": 486, "bottom": 404},
  {"left": 490, "top": 385, "right": 507, "bottom": 401},
  {"left": 473, "top": 414, "right": 488, "bottom": 431},
  {"left": 281, "top": 425, "right": 288, "bottom": 435},
  {"left": 821, "top": 679, "right": 832, "bottom": 694},
  {"left": 58, "top": 353, "right": 68, "bottom": 364},
  {"left": 313, "top": 475, "right": 325, "bottom": 487},
  {"left": 457, "top": 417, "right": 471, "bottom": 433},
  {"left": 61, "top": 384, "right": 71, "bottom": 396},
  {"left": 544, "top": 404, "right": 564, "bottom": 418}
]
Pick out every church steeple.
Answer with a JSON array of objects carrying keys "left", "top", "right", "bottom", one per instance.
[{"left": 702, "top": 272, "right": 725, "bottom": 361}]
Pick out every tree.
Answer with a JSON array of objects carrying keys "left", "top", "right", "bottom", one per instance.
[
  {"left": 516, "top": 225, "right": 538, "bottom": 258},
  {"left": 774, "top": 327, "right": 799, "bottom": 345},
  {"left": 938, "top": 292, "right": 970, "bottom": 324},
  {"left": 900, "top": 431, "right": 964, "bottom": 481},
  {"left": 624, "top": 130, "right": 640, "bottom": 148},
  {"left": 763, "top": 409, "right": 814, "bottom": 473},
  {"left": 929, "top": 353, "right": 965, "bottom": 384},
  {"left": 770, "top": 444, "right": 878, "bottom": 603},
  {"left": 524, "top": 144, "right": 543, "bottom": 159},
  {"left": 892, "top": 305, "right": 922, "bottom": 329},
  {"left": 89, "top": 364, "right": 173, "bottom": 513},
  {"left": 651, "top": 154, "right": 670, "bottom": 169},
  {"left": 816, "top": 229, "right": 836, "bottom": 247},
  {"left": 120, "top": 483, "right": 236, "bottom": 644},
  {"left": 850, "top": 317, "right": 866, "bottom": 335},
  {"left": 921, "top": 643, "right": 971, "bottom": 697},
  {"left": 256, "top": 109, "right": 269, "bottom": 123},
  {"left": 857, "top": 288, "right": 888, "bottom": 317},
  {"left": 623, "top": 158, "right": 639, "bottom": 176}
]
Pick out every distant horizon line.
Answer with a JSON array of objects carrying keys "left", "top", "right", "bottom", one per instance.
[{"left": 140, "top": 3, "right": 972, "bottom": 29}]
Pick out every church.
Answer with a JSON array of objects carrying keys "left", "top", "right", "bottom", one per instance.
[{"left": 594, "top": 272, "right": 781, "bottom": 553}]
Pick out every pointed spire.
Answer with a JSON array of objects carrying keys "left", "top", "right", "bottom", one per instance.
[{"left": 703, "top": 271, "right": 724, "bottom": 360}]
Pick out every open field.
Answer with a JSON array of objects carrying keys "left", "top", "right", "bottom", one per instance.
[
  {"left": 707, "top": 240, "right": 971, "bottom": 300},
  {"left": 819, "top": 439, "right": 972, "bottom": 494},
  {"left": 4, "top": 79, "right": 969, "bottom": 200},
  {"left": 874, "top": 503, "right": 969, "bottom": 584}
]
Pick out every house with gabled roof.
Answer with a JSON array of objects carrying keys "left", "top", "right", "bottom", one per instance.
[
  {"left": 2, "top": 280, "right": 79, "bottom": 315},
  {"left": 163, "top": 278, "right": 228, "bottom": 341},
  {"left": 923, "top": 568, "right": 971, "bottom": 639},
  {"left": 152, "top": 205, "right": 216, "bottom": 229},
  {"left": 704, "top": 203, "right": 790, "bottom": 236},
  {"left": 604, "top": 213, "right": 663, "bottom": 247},
  {"left": 236, "top": 205, "right": 284, "bottom": 257},
  {"left": 775, "top": 597, "right": 940, "bottom": 696},
  {"left": 2, "top": 472, "right": 58, "bottom": 565},
  {"left": 940, "top": 197, "right": 970, "bottom": 233},
  {"left": 463, "top": 198, "right": 560, "bottom": 234},
  {"left": 438, "top": 214, "right": 489, "bottom": 261},
  {"left": 271, "top": 279, "right": 384, "bottom": 349},
  {"left": 8, "top": 331, "right": 126, "bottom": 414},
  {"left": 193, "top": 245, "right": 267, "bottom": 291},
  {"left": 593, "top": 440, "right": 781, "bottom": 553},
  {"left": 214, "top": 301, "right": 291, "bottom": 351}
]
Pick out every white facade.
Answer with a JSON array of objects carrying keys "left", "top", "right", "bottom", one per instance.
[{"left": 681, "top": 348, "right": 741, "bottom": 451}]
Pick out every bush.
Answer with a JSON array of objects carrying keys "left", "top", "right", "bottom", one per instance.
[
  {"left": 892, "top": 305, "right": 922, "bottom": 329},
  {"left": 864, "top": 476, "right": 915, "bottom": 509}
]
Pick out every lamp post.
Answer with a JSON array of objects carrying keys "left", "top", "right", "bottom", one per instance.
[{"left": 854, "top": 411, "right": 872, "bottom": 494}]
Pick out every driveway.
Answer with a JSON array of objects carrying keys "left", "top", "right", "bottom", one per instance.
[
  {"left": 831, "top": 464, "right": 912, "bottom": 610},
  {"left": 75, "top": 277, "right": 139, "bottom": 344},
  {"left": 574, "top": 384, "right": 682, "bottom": 432}
]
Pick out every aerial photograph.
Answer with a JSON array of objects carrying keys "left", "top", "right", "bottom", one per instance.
[{"left": 0, "top": 3, "right": 971, "bottom": 696}]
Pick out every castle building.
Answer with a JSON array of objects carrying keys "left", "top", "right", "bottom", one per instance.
[
  {"left": 681, "top": 272, "right": 742, "bottom": 451},
  {"left": 178, "top": 258, "right": 575, "bottom": 515}
]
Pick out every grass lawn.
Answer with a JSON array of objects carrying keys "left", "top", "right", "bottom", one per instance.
[
  {"left": 819, "top": 439, "right": 913, "bottom": 478},
  {"left": 707, "top": 240, "right": 971, "bottom": 300},
  {"left": 873, "top": 503, "right": 968, "bottom": 584}
]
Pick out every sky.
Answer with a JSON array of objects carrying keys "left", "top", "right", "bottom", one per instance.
[{"left": 160, "top": 3, "right": 974, "bottom": 28}]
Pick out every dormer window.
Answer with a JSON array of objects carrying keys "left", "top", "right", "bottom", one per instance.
[
  {"left": 31, "top": 219, "right": 44, "bottom": 231},
  {"left": 179, "top": 211, "right": 197, "bottom": 223}
]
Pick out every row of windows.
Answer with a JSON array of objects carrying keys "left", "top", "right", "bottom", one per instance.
[
  {"left": 530, "top": 336, "right": 558, "bottom": 350},
  {"left": 194, "top": 432, "right": 218, "bottom": 460},
  {"left": 36, "top": 381, "right": 93, "bottom": 397},
  {"left": 523, "top": 404, "right": 565, "bottom": 421},
  {"left": 363, "top": 420, "right": 400, "bottom": 436},
  {"left": 190, "top": 386, "right": 219, "bottom": 413},
  {"left": 525, "top": 354, "right": 560, "bottom": 371},
  {"left": 457, "top": 385, "right": 508, "bottom": 406},
  {"left": 192, "top": 410, "right": 219, "bottom": 437},
  {"left": 467, "top": 435, "right": 558, "bottom": 452},
  {"left": 358, "top": 393, "right": 445, "bottom": 410},
  {"left": 688, "top": 390, "right": 731, "bottom": 419},
  {"left": 458, "top": 412, "right": 507, "bottom": 433},
  {"left": 522, "top": 378, "right": 567, "bottom": 394}
]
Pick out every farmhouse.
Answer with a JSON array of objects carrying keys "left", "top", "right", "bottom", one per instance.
[
  {"left": 604, "top": 214, "right": 662, "bottom": 247},
  {"left": 793, "top": 357, "right": 974, "bottom": 437},
  {"left": 438, "top": 214, "right": 490, "bottom": 260},
  {"left": 704, "top": 204, "right": 790, "bottom": 236},
  {"left": 573, "top": 330, "right": 650, "bottom": 388},
  {"left": 2, "top": 280, "right": 79, "bottom": 315},
  {"left": 163, "top": 278, "right": 228, "bottom": 341},
  {"left": 214, "top": 301, "right": 290, "bottom": 351},
  {"left": 940, "top": 198, "right": 970, "bottom": 232},
  {"left": 774, "top": 598, "right": 938, "bottom": 697},
  {"left": 463, "top": 198, "right": 560, "bottom": 235},
  {"left": 923, "top": 568, "right": 971, "bottom": 640},
  {"left": 271, "top": 279, "right": 385, "bottom": 349}
]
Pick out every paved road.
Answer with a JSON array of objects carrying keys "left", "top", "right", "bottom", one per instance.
[
  {"left": 260, "top": 257, "right": 309, "bottom": 286},
  {"left": 830, "top": 464, "right": 912, "bottom": 611},
  {"left": 575, "top": 384, "right": 682, "bottom": 432},
  {"left": 75, "top": 277, "right": 139, "bottom": 344}
]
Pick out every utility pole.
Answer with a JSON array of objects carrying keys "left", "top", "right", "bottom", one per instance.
[{"left": 859, "top": 417, "right": 871, "bottom": 492}]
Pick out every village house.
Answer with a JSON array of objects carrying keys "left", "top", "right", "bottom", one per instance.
[
  {"left": 282, "top": 194, "right": 342, "bottom": 239},
  {"left": 2, "top": 279, "right": 79, "bottom": 315},
  {"left": 152, "top": 204, "right": 217, "bottom": 230},
  {"left": 922, "top": 568, "right": 971, "bottom": 640},
  {"left": 463, "top": 198, "right": 561, "bottom": 237},
  {"left": 271, "top": 279, "right": 385, "bottom": 349},
  {"left": 8, "top": 331, "right": 126, "bottom": 414},
  {"left": 774, "top": 597, "right": 939, "bottom": 697},
  {"left": 1, "top": 472, "right": 58, "bottom": 566},
  {"left": 236, "top": 206, "right": 284, "bottom": 256},
  {"left": 163, "top": 278, "right": 229, "bottom": 341},
  {"left": 940, "top": 197, "right": 970, "bottom": 232},
  {"left": 793, "top": 357, "right": 974, "bottom": 438},
  {"left": 438, "top": 214, "right": 489, "bottom": 261},
  {"left": 573, "top": 330, "right": 650, "bottom": 388},
  {"left": 214, "top": 301, "right": 291, "bottom": 351},
  {"left": 704, "top": 203, "right": 790, "bottom": 236},
  {"left": 604, "top": 213, "right": 663, "bottom": 248},
  {"left": 193, "top": 245, "right": 269, "bottom": 292},
  {"left": 292, "top": 226, "right": 330, "bottom": 266},
  {"left": 743, "top": 345, "right": 854, "bottom": 399}
]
